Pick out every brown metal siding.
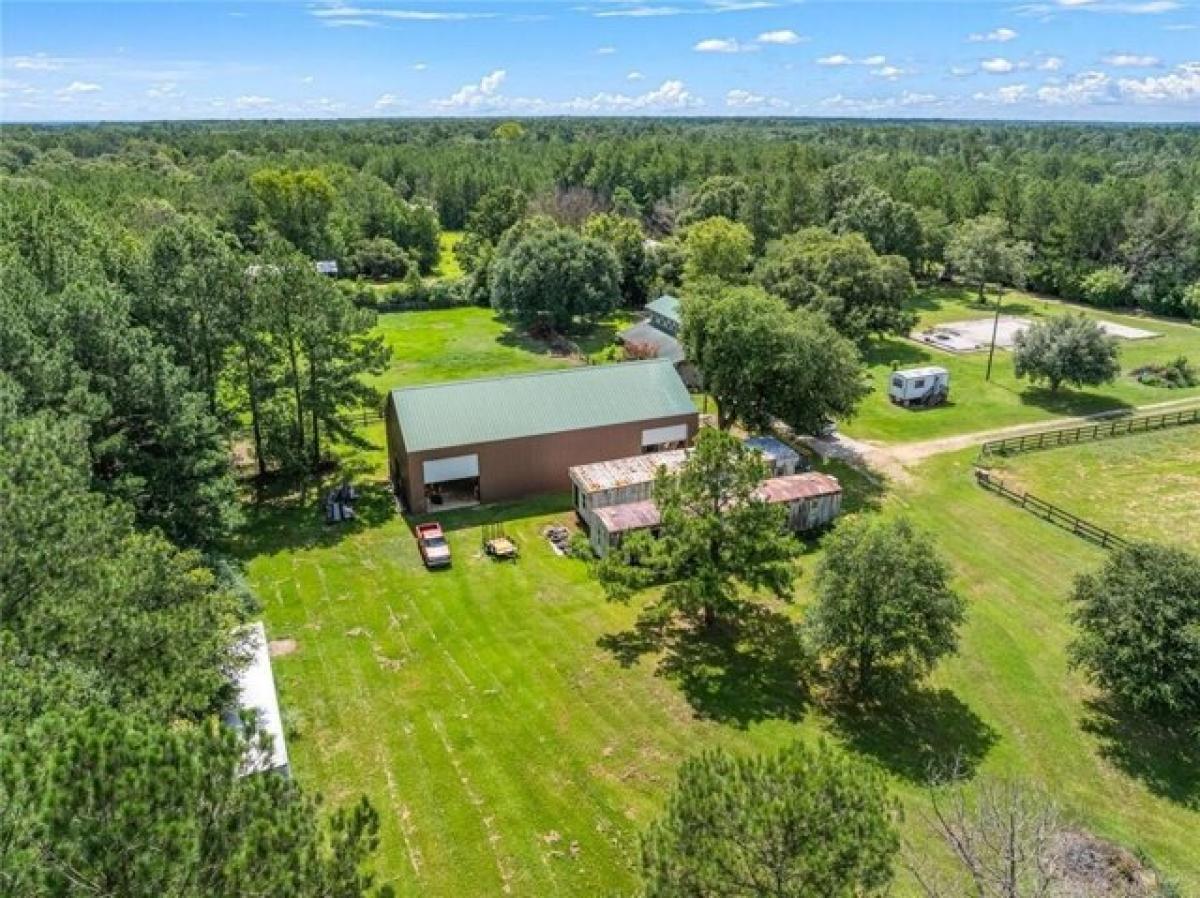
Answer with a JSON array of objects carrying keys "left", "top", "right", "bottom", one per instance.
[{"left": 395, "top": 412, "right": 698, "bottom": 514}]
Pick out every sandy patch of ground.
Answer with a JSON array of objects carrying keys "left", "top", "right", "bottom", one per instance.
[{"left": 268, "top": 638, "right": 297, "bottom": 657}]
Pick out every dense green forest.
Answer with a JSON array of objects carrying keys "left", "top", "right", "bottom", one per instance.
[
  {"left": 4, "top": 118, "right": 1199, "bottom": 315},
  {"left": 1, "top": 117, "right": 1198, "bottom": 895}
]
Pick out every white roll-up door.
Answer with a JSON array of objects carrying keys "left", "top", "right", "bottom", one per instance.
[
  {"left": 641, "top": 423, "right": 688, "bottom": 447},
  {"left": 423, "top": 454, "right": 480, "bottom": 484}
]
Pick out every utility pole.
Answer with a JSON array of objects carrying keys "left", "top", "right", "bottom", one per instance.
[{"left": 985, "top": 287, "right": 1003, "bottom": 382}]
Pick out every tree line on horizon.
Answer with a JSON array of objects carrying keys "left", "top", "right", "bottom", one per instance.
[{"left": 4, "top": 117, "right": 1199, "bottom": 318}]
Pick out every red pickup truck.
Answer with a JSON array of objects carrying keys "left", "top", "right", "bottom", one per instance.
[{"left": 415, "top": 522, "right": 451, "bottom": 569}]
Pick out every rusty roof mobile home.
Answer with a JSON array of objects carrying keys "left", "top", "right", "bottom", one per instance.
[{"left": 386, "top": 360, "right": 699, "bottom": 514}]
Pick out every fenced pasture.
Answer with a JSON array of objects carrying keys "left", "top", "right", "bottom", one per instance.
[
  {"left": 975, "top": 469, "right": 1128, "bottom": 550},
  {"left": 982, "top": 425, "right": 1200, "bottom": 553},
  {"left": 979, "top": 407, "right": 1200, "bottom": 458}
]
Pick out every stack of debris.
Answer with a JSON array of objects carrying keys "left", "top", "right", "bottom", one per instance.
[
  {"left": 324, "top": 482, "right": 359, "bottom": 524},
  {"left": 543, "top": 525, "right": 572, "bottom": 556}
]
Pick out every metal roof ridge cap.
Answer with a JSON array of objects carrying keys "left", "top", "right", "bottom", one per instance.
[{"left": 389, "top": 358, "right": 675, "bottom": 397}]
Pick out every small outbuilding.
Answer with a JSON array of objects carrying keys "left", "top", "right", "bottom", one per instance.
[
  {"left": 645, "top": 295, "right": 682, "bottom": 336},
  {"left": 570, "top": 449, "right": 689, "bottom": 534},
  {"left": 617, "top": 295, "right": 700, "bottom": 388},
  {"left": 743, "top": 435, "right": 808, "bottom": 477},
  {"left": 757, "top": 472, "right": 844, "bottom": 531},
  {"left": 386, "top": 361, "right": 699, "bottom": 514},
  {"left": 582, "top": 470, "right": 844, "bottom": 557}
]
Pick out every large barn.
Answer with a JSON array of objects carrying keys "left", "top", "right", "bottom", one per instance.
[{"left": 385, "top": 360, "right": 700, "bottom": 514}]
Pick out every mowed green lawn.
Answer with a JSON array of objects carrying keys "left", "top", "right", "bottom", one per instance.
[
  {"left": 241, "top": 441, "right": 1200, "bottom": 896},
  {"left": 842, "top": 286, "right": 1200, "bottom": 443},
  {"left": 245, "top": 303, "right": 1200, "bottom": 896},
  {"left": 988, "top": 425, "right": 1200, "bottom": 552}
]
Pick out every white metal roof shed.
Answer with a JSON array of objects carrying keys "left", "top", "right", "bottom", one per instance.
[{"left": 226, "top": 621, "right": 290, "bottom": 777}]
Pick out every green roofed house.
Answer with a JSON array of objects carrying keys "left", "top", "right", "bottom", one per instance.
[
  {"left": 616, "top": 295, "right": 700, "bottom": 388},
  {"left": 385, "top": 360, "right": 699, "bottom": 513}
]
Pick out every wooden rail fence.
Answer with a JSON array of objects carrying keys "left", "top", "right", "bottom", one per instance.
[
  {"left": 979, "top": 407, "right": 1200, "bottom": 458},
  {"left": 348, "top": 407, "right": 386, "bottom": 428},
  {"left": 974, "top": 469, "right": 1128, "bottom": 550}
]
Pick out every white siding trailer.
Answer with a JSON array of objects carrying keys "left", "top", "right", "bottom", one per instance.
[{"left": 888, "top": 366, "right": 950, "bottom": 408}]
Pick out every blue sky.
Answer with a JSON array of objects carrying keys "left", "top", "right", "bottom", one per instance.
[{"left": 2, "top": 1, "right": 1198, "bottom": 122}]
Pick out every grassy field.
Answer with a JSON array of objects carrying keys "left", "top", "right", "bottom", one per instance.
[
  {"left": 842, "top": 286, "right": 1200, "bottom": 443},
  {"left": 986, "top": 425, "right": 1200, "bottom": 552},
  {"left": 243, "top": 301, "right": 1200, "bottom": 896},
  {"left": 242, "top": 446, "right": 1200, "bottom": 897}
]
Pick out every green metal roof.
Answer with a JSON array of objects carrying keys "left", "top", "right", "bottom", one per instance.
[
  {"left": 645, "top": 295, "right": 681, "bottom": 324},
  {"left": 391, "top": 360, "right": 696, "bottom": 453}
]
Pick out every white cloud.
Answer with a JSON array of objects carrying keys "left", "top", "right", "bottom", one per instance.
[
  {"left": 627, "top": 70, "right": 645, "bottom": 80},
  {"left": 1038, "top": 55, "right": 1065, "bottom": 70},
  {"left": 706, "top": 0, "right": 776, "bottom": 10},
  {"left": 725, "top": 88, "right": 788, "bottom": 108},
  {"left": 693, "top": 37, "right": 755, "bottom": 53},
  {"left": 374, "top": 93, "right": 402, "bottom": 109},
  {"left": 412, "top": 62, "right": 428, "bottom": 71},
  {"left": 322, "top": 18, "right": 376, "bottom": 27},
  {"left": 564, "top": 79, "right": 703, "bottom": 111},
  {"left": 7, "top": 54, "right": 64, "bottom": 71},
  {"left": 432, "top": 69, "right": 508, "bottom": 109},
  {"left": 981, "top": 56, "right": 1017, "bottom": 73},
  {"left": 1116, "top": 1, "right": 1181, "bottom": 11},
  {"left": 968, "top": 26, "right": 1019, "bottom": 42},
  {"left": 1118, "top": 60, "right": 1200, "bottom": 101},
  {"left": 593, "top": 0, "right": 777, "bottom": 17},
  {"left": 973, "top": 83, "right": 1030, "bottom": 103},
  {"left": 756, "top": 28, "right": 805, "bottom": 44},
  {"left": 1036, "top": 70, "right": 1114, "bottom": 104},
  {"left": 145, "top": 81, "right": 180, "bottom": 98},
  {"left": 898, "top": 91, "right": 938, "bottom": 105},
  {"left": 820, "top": 90, "right": 938, "bottom": 113},
  {"left": 1163, "top": 22, "right": 1197, "bottom": 29},
  {"left": 301, "top": 75, "right": 315, "bottom": 84},
  {"left": 872, "top": 65, "right": 907, "bottom": 80},
  {"left": 596, "top": 46, "right": 617, "bottom": 54},
  {"left": 311, "top": 5, "right": 496, "bottom": 23},
  {"left": 233, "top": 95, "right": 274, "bottom": 109},
  {"left": 1103, "top": 52, "right": 1161, "bottom": 66},
  {"left": 817, "top": 53, "right": 892, "bottom": 68},
  {"left": 59, "top": 81, "right": 102, "bottom": 94},
  {"left": 594, "top": 5, "right": 684, "bottom": 17},
  {"left": 1017, "top": 0, "right": 1179, "bottom": 14}
]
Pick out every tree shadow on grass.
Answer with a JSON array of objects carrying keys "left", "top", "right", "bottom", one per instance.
[
  {"left": 598, "top": 603, "right": 811, "bottom": 728},
  {"left": 414, "top": 493, "right": 574, "bottom": 534},
  {"left": 494, "top": 314, "right": 637, "bottom": 359},
  {"left": 864, "top": 336, "right": 936, "bottom": 369},
  {"left": 1081, "top": 697, "right": 1200, "bottom": 810},
  {"left": 233, "top": 482, "right": 399, "bottom": 558},
  {"left": 828, "top": 686, "right": 999, "bottom": 784},
  {"left": 817, "top": 459, "right": 887, "bottom": 516},
  {"left": 1016, "top": 385, "right": 1135, "bottom": 418}
]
